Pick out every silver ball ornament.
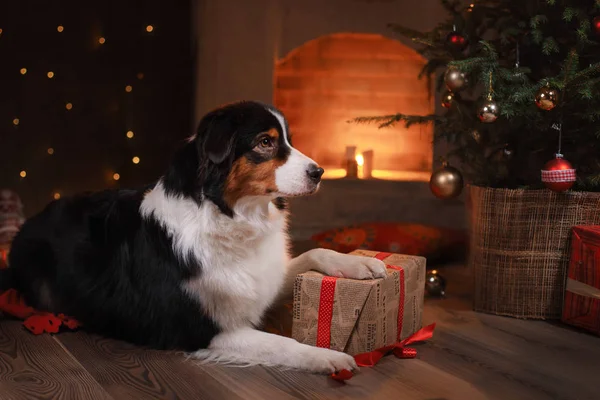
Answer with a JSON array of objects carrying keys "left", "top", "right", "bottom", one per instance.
[
  {"left": 429, "top": 162, "right": 464, "bottom": 200},
  {"left": 444, "top": 67, "right": 467, "bottom": 92},
  {"left": 425, "top": 270, "right": 447, "bottom": 297}
]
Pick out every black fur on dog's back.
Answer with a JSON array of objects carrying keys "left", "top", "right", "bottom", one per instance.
[
  {"left": 7, "top": 187, "right": 220, "bottom": 351},
  {"left": 0, "top": 268, "right": 15, "bottom": 291}
]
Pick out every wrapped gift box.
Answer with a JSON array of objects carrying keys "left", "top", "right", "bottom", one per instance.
[
  {"left": 291, "top": 250, "right": 426, "bottom": 355},
  {"left": 562, "top": 226, "right": 600, "bottom": 335}
]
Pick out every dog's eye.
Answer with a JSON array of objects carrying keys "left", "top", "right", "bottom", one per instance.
[{"left": 259, "top": 137, "right": 273, "bottom": 148}]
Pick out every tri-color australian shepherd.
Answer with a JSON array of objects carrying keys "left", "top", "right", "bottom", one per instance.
[{"left": 1, "top": 101, "right": 387, "bottom": 374}]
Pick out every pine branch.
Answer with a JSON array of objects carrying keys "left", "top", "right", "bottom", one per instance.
[
  {"left": 497, "top": 66, "right": 532, "bottom": 83},
  {"left": 589, "top": 174, "right": 600, "bottom": 186},
  {"left": 585, "top": 108, "right": 600, "bottom": 122},
  {"left": 565, "top": 63, "right": 600, "bottom": 88},
  {"left": 531, "top": 29, "right": 544, "bottom": 44},
  {"left": 530, "top": 14, "right": 549, "bottom": 29},
  {"left": 577, "top": 19, "right": 591, "bottom": 43},
  {"left": 576, "top": 174, "right": 600, "bottom": 191},
  {"left": 479, "top": 40, "right": 499, "bottom": 59},
  {"left": 349, "top": 114, "right": 443, "bottom": 129},
  {"left": 560, "top": 49, "right": 580, "bottom": 91},
  {"left": 562, "top": 7, "right": 578, "bottom": 22},
  {"left": 449, "top": 57, "right": 490, "bottom": 73},
  {"left": 577, "top": 85, "right": 593, "bottom": 99},
  {"left": 542, "top": 37, "right": 560, "bottom": 55}
]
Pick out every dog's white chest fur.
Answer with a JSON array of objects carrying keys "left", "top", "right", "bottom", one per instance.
[
  {"left": 184, "top": 222, "right": 288, "bottom": 330},
  {"left": 140, "top": 183, "right": 288, "bottom": 331}
]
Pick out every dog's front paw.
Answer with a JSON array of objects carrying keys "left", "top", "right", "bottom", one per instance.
[
  {"left": 307, "top": 248, "right": 387, "bottom": 280},
  {"left": 331, "top": 254, "right": 387, "bottom": 280},
  {"left": 301, "top": 347, "right": 357, "bottom": 374}
]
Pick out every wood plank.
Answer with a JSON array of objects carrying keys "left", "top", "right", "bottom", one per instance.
[
  {"left": 196, "top": 352, "right": 490, "bottom": 400},
  {"left": 0, "top": 320, "right": 112, "bottom": 400},
  {"left": 56, "top": 331, "right": 282, "bottom": 400},
  {"left": 382, "top": 357, "right": 491, "bottom": 400},
  {"left": 419, "top": 302, "right": 600, "bottom": 400},
  {"left": 416, "top": 326, "right": 558, "bottom": 400},
  {"left": 198, "top": 359, "right": 414, "bottom": 400}
]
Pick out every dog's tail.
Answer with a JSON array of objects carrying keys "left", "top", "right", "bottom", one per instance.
[{"left": 0, "top": 268, "right": 16, "bottom": 291}]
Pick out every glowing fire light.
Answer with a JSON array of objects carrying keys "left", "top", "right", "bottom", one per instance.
[
  {"left": 355, "top": 154, "right": 364, "bottom": 167},
  {"left": 323, "top": 150, "right": 430, "bottom": 182}
]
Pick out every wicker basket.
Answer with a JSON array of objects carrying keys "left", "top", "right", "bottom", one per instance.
[{"left": 468, "top": 185, "right": 600, "bottom": 319}]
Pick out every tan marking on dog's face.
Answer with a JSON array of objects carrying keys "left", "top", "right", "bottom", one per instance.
[{"left": 223, "top": 128, "right": 285, "bottom": 207}]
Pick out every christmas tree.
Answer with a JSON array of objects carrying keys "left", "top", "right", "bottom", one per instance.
[{"left": 354, "top": 0, "right": 600, "bottom": 192}]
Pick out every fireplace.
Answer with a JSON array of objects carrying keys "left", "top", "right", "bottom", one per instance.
[
  {"left": 274, "top": 33, "right": 433, "bottom": 182},
  {"left": 192, "top": 0, "right": 466, "bottom": 240}
]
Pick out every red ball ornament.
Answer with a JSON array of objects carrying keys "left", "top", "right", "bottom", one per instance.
[
  {"left": 446, "top": 31, "right": 468, "bottom": 51},
  {"left": 541, "top": 154, "right": 576, "bottom": 192},
  {"left": 593, "top": 16, "right": 600, "bottom": 35}
]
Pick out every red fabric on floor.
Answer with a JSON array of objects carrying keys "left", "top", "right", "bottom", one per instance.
[{"left": 0, "top": 288, "right": 81, "bottom": 335}]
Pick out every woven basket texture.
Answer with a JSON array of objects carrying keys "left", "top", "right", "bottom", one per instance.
[{"left": 469, "top": 185, "right": 600, "bottom": 319}]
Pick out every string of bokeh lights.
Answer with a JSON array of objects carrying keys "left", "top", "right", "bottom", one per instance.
[{"left": 8, "top": 23, "right": 156, "bottom": 199}]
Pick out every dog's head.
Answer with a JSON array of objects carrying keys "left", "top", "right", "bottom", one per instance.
[{"left": 163, "top": 101, "right": 324, "bottom": 215}]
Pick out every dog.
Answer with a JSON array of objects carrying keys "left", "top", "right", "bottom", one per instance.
[{"left": 2, "top": 101, "right": 387, "bottom": 374}]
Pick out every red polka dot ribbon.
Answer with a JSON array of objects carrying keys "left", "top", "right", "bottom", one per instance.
[{"left": 316, "top": 276, "right": 337, "bottom": 348}]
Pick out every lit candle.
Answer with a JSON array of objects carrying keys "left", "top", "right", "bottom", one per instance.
[
  {"left": 345, "top": 146, "right": 358, "bottom": 178},
  {"left": 363, "top": 150, "right": 374, "bottom": 179}
]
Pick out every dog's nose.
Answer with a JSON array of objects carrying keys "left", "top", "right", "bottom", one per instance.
[{"left": 306, "top": 164, "right": 324, "bottom": 183}]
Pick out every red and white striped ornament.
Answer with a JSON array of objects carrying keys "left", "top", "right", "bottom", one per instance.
[{"left": 541, "top": 154, "right": 576, "bottom": 192}]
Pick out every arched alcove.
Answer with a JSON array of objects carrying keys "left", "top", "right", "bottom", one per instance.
[{"left": 274, "top": 33, "right": 433, "bottom": 181}]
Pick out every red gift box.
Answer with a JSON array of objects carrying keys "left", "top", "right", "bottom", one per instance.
[{"left": 562, "top": 226, "right": 600, "bottom": 335}]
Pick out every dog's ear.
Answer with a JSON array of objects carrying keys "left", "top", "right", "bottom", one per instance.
[{"left": 198, "top": 112, "right": 236, "bottom": 165}]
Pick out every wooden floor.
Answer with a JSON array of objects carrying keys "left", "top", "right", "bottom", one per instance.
[{"left": 1, "top": 264, "right": 599, "bottom": 400}]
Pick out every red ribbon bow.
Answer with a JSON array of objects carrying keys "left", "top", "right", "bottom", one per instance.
[{"left": 331, "top": 323, "right": 436, "bottom": 382}]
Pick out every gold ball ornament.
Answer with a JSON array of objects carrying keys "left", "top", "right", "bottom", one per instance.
[
  {"left": 429, "top": 162, "right": 464, "bottom": 199},
  {"left": 535, "top": 85, "right": 559, "bottom": 111},
  {"left": 477, "top": 96, "right": 499, "bottom": 123},
  {"left": 444, "top": 66, "right": 467, "bottom": 92},
  {"left": 441, "top": 90, "right": 454, "bottom": 109}
]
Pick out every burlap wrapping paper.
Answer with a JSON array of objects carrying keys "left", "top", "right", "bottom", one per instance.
[
  {"left": 291, "top": 250, "right": 425, "bottom": 355},
  {"left": 469, "top": 185, "right": 600, "bottom": 319}
]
